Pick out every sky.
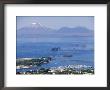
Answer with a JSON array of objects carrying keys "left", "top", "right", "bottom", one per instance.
[{"left": 17, "top": 16, "right": 94, "bottom": 30}]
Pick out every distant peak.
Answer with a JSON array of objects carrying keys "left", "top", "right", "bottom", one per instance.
[
  {"left": 31, "top": 22, "right": 43, "bottom": 28},
  {"left": 31, "top": 22, "right": 37, "bottom": 25}
]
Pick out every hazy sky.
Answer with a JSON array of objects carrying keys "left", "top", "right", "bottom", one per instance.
[{"left": 17, "top": 16, "right": 94, "bottom": 30}]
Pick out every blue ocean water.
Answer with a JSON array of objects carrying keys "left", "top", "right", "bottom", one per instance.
[{"left": 17, "top": 37, "right": 94, "bottom": 68}]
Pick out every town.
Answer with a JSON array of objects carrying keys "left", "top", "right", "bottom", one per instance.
[{"left": 16, "top": 57, "right": 94, "bottom": 75}]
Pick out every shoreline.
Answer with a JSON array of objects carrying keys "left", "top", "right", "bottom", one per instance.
[{"left": 16, "top": 57, "right": 94, "bottom": 75}]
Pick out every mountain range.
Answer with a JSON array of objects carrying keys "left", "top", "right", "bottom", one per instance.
[{"left": 17, "top": 24, "right": 93, "bottom": 38}]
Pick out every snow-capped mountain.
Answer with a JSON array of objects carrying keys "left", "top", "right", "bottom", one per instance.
[{"left": 17, "top": 25, "right": 93, "bottom": 38}]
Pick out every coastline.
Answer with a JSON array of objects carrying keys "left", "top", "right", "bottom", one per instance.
[{"left": 16, "top": 58, "right": 94, "bottom": 75}]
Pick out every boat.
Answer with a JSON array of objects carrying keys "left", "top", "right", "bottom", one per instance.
[
  {"left": 51, "top": 47, "right": 60, "bottom": 51},
  {"left": 63, "top": 54, "right": 72, "bottom": 57}
]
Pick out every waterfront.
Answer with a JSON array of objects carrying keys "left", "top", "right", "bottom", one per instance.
[
  {"left": 16, "top": 57, "right": 94, "bottom": 75},
  {"left": 16, "top": 16, "right": 94, "bottom": 75},
  {"left": 16, "top": 44, "right": 94, "bottom": 75},
  {"left": 16, "top": 41, "right": 94, "bottom": 75}
]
